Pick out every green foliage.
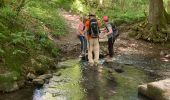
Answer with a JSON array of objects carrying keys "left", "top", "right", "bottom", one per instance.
[
  {"left": 57, "top": 0, "right": 149, "bottom": 24},
  {"left": 25, "top": 0, "right": 67, "bottom": 36},
  {"left": 0, "top": 71, "right": 20, "bottom": 92},
  {"left": 0, "top": 0, "right": 68, "bottom": 79}
]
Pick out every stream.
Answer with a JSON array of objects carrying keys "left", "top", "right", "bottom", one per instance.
[
  {"left": 1, "top": 54, "right": 169, "bottom": 100},
  {"left": 32, "top": 54, "right": 169, "bottom": 100}
]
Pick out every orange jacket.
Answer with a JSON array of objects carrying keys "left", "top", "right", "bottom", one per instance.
[{"left": 85, "top": 19, "right": 101, "bottom": 40}]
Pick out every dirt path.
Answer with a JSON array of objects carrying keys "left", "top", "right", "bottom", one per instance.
[
  {"left": 55, "top": 9, "right": 80, "bottom": 45},
  {"left": 52, "top": 9, "right": 82, "bottom": 60}
]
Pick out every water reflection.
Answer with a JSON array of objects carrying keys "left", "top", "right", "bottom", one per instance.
[
  {"left": 81, "top": 62, "right": 117, "bottom": 100},
  {"left": 32, "top": 58, "right": 161, "bottom": 100}
]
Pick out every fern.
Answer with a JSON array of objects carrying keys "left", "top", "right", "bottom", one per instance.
[
  {"left": 0, "top": 48, "right": 4, "bottom": 54},
  {"left": 12, "top": 49, "right": 26, "bottom": 55}
]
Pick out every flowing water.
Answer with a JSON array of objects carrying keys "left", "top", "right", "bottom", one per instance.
[
  {"left": 1, "top": 54, "right": 169, "bottom": 100},
  {"left": 32, "top": 54, "right": 169, "bottom": 100}
]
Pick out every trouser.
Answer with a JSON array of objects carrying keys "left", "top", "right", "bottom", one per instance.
[
  {"left": 79, "top": 36, "right": 87, "bottom": 53},
  {"left": 108, "top": 37, "right": 116, "bottom": 57},
  {"left": 88, "top": 38, "right": 99, "bottom": 64}
]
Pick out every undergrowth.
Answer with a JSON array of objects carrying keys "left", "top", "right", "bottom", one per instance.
[{"left": 0, "top": 0, "right": 67, "bottom": 80}]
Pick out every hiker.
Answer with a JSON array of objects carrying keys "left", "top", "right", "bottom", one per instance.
[
  {"left": 84, "top": 12, "right": 101, "bottom": 66},
  {"left": 77, "top": 16, "right": 88, "bottom": 57},
  {"left": 100, "top": 16, "right": 119, "bottom": 61}
]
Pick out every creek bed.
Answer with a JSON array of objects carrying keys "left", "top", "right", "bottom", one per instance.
[
  {"left": 1, "top": 54, "right": 169, "bottom": 100},
  {"left": 33, "top": 54, "right": 169, "bottom": 100}
]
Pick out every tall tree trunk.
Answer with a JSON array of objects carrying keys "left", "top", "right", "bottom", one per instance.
[
  {"left": 149, "top": 0, "right": 168, "bottom": 30},
  {"left": 167, "top": 1, "right": 170, "bottom": 13}
]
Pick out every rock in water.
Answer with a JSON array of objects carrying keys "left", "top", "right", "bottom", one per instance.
[
  {"left": 27, "top": 73, "right": 36, "bottom": 80},
  {"left": 33, "top": 79, "right": 44, "bottom": 86},
  {"left": 138, "top": 79, "right": 170, "bottom": 100},
  {"left": 37, "top": 74, "right": 53, "bottom": 80}
]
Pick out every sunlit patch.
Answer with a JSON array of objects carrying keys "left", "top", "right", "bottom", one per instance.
[{"left": 160, "top": 57, "right": 170, "bottom": 62}]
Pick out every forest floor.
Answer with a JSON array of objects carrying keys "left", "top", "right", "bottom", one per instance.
[
  {"left": 55, "top": 9, "right": 170, "bottom": 62},
  {"left": 53, "top": 9, "right": 170, "bottom": 79}
]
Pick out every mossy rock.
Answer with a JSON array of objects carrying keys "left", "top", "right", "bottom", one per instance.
[
  {"left": 0, "top": 71, "right": 20, "bottom": 92},
  {"left": 31, "top": 58, "right": 49, "bottom": 75}
]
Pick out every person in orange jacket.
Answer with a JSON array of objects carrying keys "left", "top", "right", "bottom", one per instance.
[{"left": 84, "top": 12, "right": 101, "bottom": 66}]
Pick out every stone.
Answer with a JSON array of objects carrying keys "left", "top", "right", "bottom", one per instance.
[
  {"left": 6, "top": 82, "right": 19, "bottom": 92},
  {"left": 53, "top": 73, "right": 61, "bottom": 76},
  {"left": 138, "top": 79, "right": 170, "bottom": 100},
  {"left": 0, "top": 71, "right": 20, "bottom": 92},
  {"left": 160, "top": 51, "right": 165, "bottom": 56},
  {"left": 163, "top": 91, "right": 170, "bottom": 100},
  {"left": 27, "top": 73, "right": 36, "bottom": 80},
  {"left": 138, "top": 84, "right": 149, "bottom": 97},
  {"left": 57, "top": 59, "right": 79, "bottom": 68},
  {"left": 37, "top": 74, "right": 53, "bottom": 80},
  {"left": 33, "top": 78, "right": 44, "bottom": 85},
  {"left": 105, "top": 58, "right": 113, "bottom": 63}
]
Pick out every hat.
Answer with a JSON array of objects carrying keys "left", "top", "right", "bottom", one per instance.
[{"left": 103, "top": 16, "right": 109, "bottom": 22}]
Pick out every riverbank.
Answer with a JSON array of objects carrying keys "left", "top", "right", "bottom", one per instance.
[{"left": 1, "top": 8, "right": 170, "bottom": 100}]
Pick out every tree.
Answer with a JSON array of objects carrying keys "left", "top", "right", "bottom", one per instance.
[
  {"left": 148, "top": 0, "right": 170, "bottom": 42},
  {"left": 149, "top": 0, "right": 169, "bottom": 30},
  {"left": 135, "top": 0, "right": 170, "bottom": 42},
  {"left": 0, "top": 0, "right": 4, "bottom": 7}
]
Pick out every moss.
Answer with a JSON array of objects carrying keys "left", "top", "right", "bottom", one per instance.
[
  {"left": 0, "top": 71, "right": 20, "bottom": 92},
  {"left": 43, "top": 60, "right": 85, "bottom": 100},
  {"left": 108, "top": 65, "right": 148, "bottom": 99}
]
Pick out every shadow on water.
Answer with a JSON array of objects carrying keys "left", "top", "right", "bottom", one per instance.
[
  {"left": 0, "top": 87, "right": 34, "bottom": 100},
  {"left": 2, "top": 53, "right": 168, "bottom": 100},
  {"left": 80, "top": 63, "right": 117, "bottom": 100},
  {"left": 80, "top": 60, "right": 152, "bottom": 100},
  {"left": 31, "top": 53, "right": 168, "bottom": 100}
]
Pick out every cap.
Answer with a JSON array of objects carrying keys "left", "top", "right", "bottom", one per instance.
[{"left": 103, "top": 16, "right": 109, "bottom": 22}]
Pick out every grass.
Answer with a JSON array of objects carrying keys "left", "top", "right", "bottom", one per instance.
[
  {"left": 0, "top": 0, "right": 68, "bottom": 86},
  {"left": 25, "top": 0, "right": 67, "bottom": 36}
]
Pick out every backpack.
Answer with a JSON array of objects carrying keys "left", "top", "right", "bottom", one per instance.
[
  {"left": 106, "top": 22, "right": 119, "bottom": 38},
  {"left": 89, "top": 19, "right": 100, "bottom": 38}
]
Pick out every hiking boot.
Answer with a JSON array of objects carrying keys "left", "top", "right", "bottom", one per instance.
[
  {"left": 88, "top": 62, "right": 94, "bottom": 67},
  {"left": 105, "top": 57, "right": 113, "bottom": 62},
  {"left": 94, "top": 62, "right": 99, "bottom": 67}
]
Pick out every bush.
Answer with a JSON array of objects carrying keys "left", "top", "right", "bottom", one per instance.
[{"left": 0, "top": 0, "right": 68, "bottom": 78}]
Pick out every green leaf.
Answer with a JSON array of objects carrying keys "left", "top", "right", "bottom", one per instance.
[
  {"left": 12, "top": 49, "right": 26, "bottom": 55},
  {"left": 0, "top": 48, "right": 5, "bottom": 54}
]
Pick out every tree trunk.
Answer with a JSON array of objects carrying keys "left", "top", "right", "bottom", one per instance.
[
  {"left": 149, "top": 0, "right": 168, "bottom": 29},
  {"left": 0, "top": 0, "right": 4, "bottom": 7},
  {"left": 168, "top": 1, "right": 170, "bottom": 13},
  {"left": 99, "top": 0, "right": 103, "bottom": 5}
]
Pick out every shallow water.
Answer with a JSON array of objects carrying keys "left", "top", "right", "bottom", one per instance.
[
  {"left": 32, "top": 55, "right": 166, "bottom": 100},
  {"left": 1, "top": 54, "right": 169, "bottom": 100},
  {"left": 0, "top": 87, "right": 34, "bottom": 100}
]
